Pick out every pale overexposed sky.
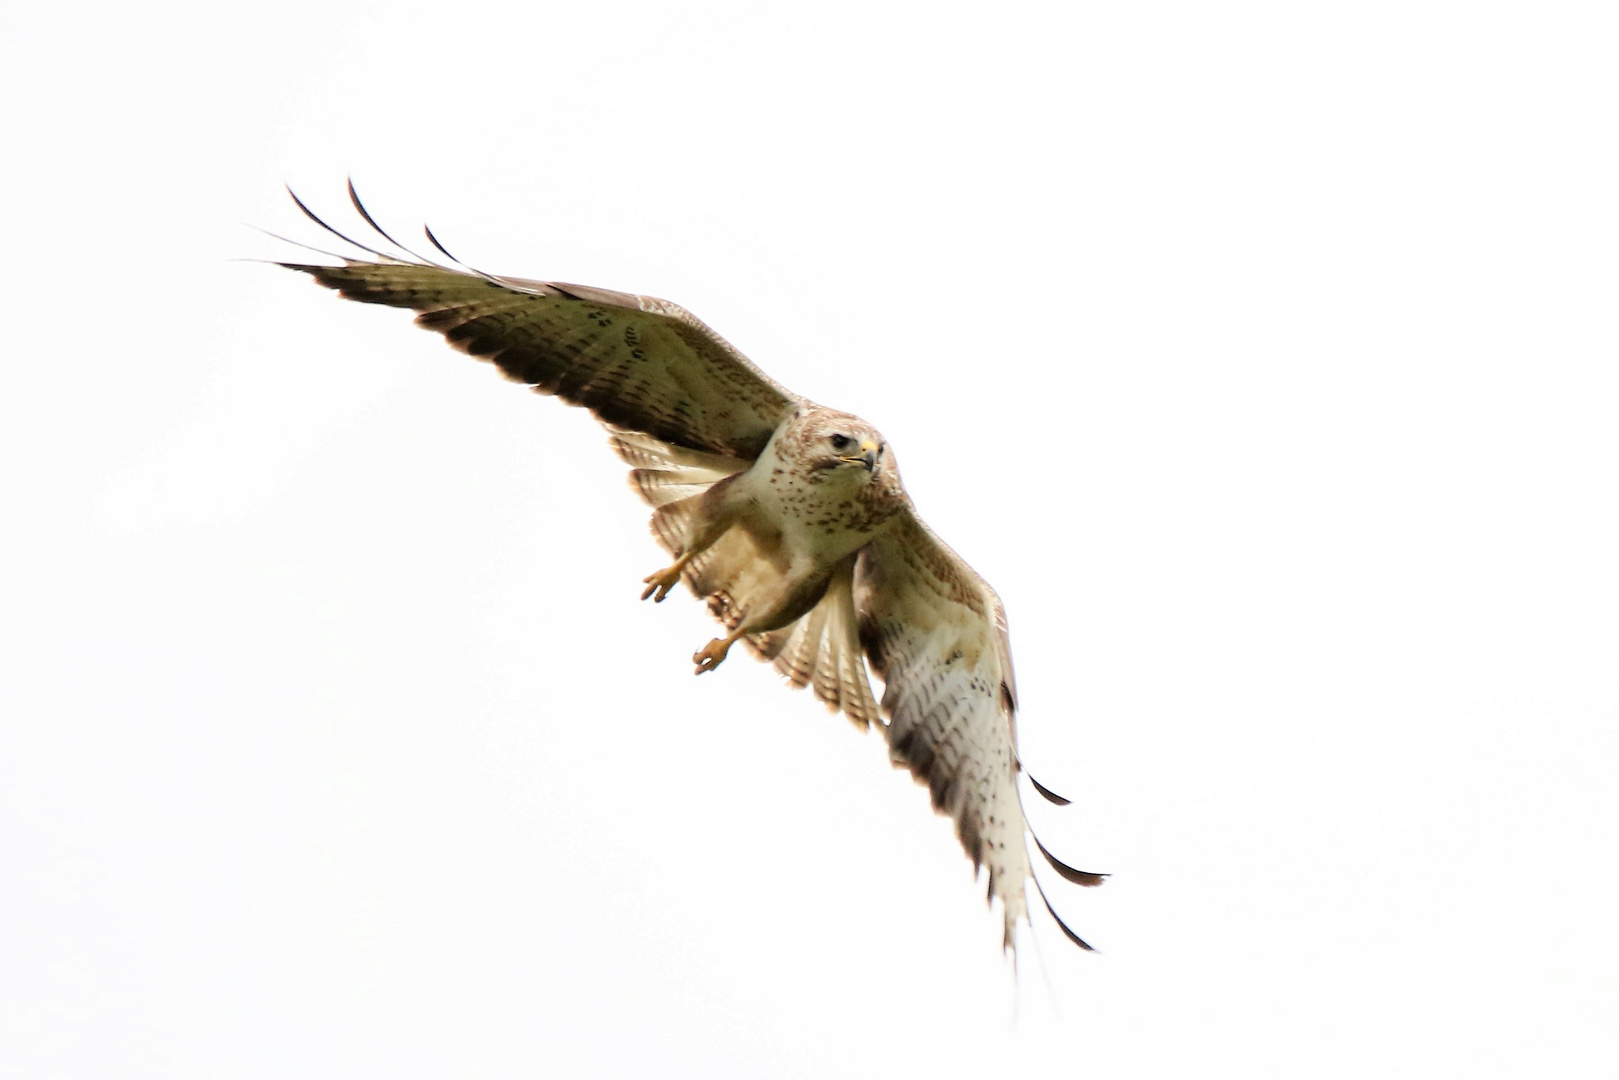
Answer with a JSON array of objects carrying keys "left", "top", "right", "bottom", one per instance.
[{"left": 2, "top": 2, "right": 1616, "bottom": 1076}]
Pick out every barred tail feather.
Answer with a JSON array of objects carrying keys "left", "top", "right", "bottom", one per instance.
[{"left": 748, "top": 561, "right": 880, "bottom": 729}]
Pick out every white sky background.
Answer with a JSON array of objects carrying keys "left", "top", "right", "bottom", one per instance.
[{"left": 3, "top": 1, "right": 1616, "bottom": 1076}]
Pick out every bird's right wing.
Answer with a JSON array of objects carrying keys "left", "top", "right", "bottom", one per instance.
[{"left": 274, "top": 185, "right": 800, "bottom": 459}]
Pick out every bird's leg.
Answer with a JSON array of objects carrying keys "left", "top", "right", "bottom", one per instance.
[
  {"left": 693, "top": 630, "right": 744, "bottom": 675},
  {"left": 691, "top": 561, "right": 838, "bottom": 676},
  {"left": 640, "top": 475, "right": 745, "bottom": 603},
  {"left": 640, "top": 552, "right": 693, "bottom": 602}
]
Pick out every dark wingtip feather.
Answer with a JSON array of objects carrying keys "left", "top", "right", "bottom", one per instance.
[
  {"left": 345, "top": 177, "right": 409, "bottom": 254},
  {"left": 284, "top": 184, "right": 321, "bottom": 225},
  {"left": 1033, "top": 834, "right": 1108, "bottom": 887},
  {"left": 285, "top": 185, "right": 396, "bottom": 262},
  {"left": 1028, "top": 772, "right": 1072, "bottom": 806},
  {"left": 422, "top": 222, "right": 506, "bottom": 287},
  {"left": 345, "top": 178, "right": 443, "bottom": 267},
  {"left": 1033, "top": 875, "right": 1096, "bottom": 952},
  {"left": 423, "top": 222, "right": 463, "bottom": 265}
]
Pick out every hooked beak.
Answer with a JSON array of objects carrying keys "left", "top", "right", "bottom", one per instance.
[{"left": 837, "top": 439, "right": 881, "bottom": 473}]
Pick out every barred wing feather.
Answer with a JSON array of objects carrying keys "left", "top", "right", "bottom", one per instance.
[
  {"left": 277, "top": 192, "right": 799, "bottom": 460},
  {"left": 855, "top": 513, "right": 1104, "bottom": 950}
]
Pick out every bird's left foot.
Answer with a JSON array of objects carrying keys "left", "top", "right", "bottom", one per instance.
[{"left": 693, "top": 635, "right": 737, "bottom": 675}]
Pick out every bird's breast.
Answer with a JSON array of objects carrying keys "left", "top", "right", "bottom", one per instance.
[{"left": 737, "top": 460, "right": 899, "bottom": 568}]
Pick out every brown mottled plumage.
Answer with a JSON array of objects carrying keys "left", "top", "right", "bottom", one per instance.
[{"left": 269, "top": 183, "right": 1104, "bottom": 956}]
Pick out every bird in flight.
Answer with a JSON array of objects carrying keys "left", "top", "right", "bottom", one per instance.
[{"left": 270, "top": 183, "right": 1104, "bottom": 956}]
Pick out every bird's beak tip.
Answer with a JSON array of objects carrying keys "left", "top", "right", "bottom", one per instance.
[{"left": 841, "top": 439, "right": 881, "bottom": 472}]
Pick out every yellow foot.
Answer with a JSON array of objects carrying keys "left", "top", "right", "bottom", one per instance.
[
  {"left": 693, "top": 635, "right": 738, "bottom": 675},
  {"left": 640, "top": 557, "right": 689, "bottom": 602}
]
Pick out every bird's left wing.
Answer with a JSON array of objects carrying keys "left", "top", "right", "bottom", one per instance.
[
  {"left": 273, "top": 187, "right": 800, "bottom": 459},
  {"left": 854, "top": 512, "right": 1104, "bottom": 954}
]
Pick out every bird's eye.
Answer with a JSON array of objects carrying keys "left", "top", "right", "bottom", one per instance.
[{"left": 829, "top": 434, "right": 852, "bottom": 451}]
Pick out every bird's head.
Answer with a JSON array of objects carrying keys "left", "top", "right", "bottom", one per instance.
[{"left": 787, "top": 406, "right": 887, "bottom": 478}]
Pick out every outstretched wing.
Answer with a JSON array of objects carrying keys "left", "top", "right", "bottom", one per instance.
[
  {"left": 274, "top": 187, "right": 800, "bottom": 459},
  {"left": 855, "top": 512, "right": 1105, "bottom": 953}
]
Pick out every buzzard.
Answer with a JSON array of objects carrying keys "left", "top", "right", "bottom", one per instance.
[{"left": 270, "top": 184, "right": 1104, "bottom": 956}]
